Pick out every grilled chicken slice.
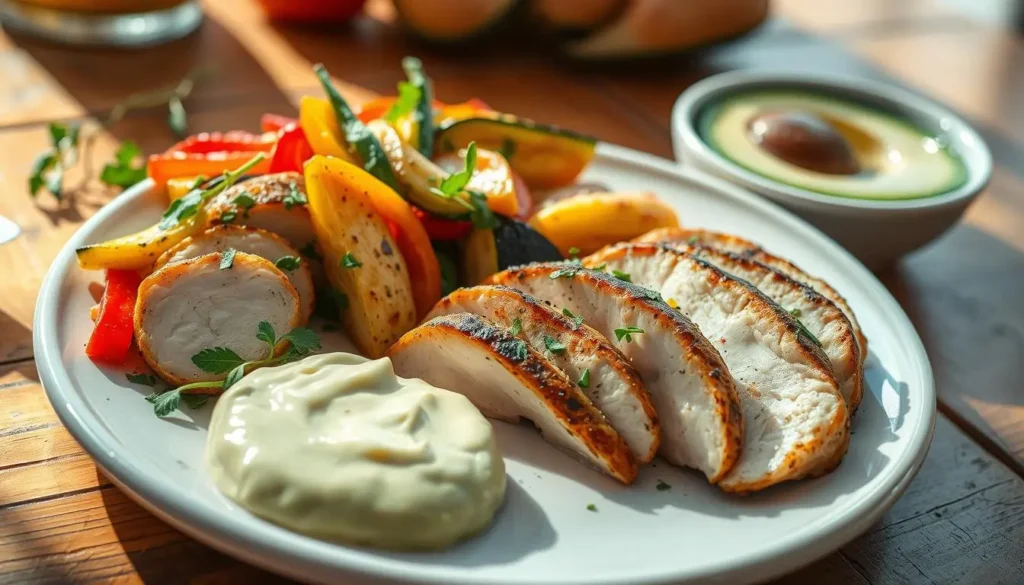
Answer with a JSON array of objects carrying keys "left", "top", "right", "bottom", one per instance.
[
  {"left": 636, "top": 227, "right": 867, "bottom": 357},
  {"left": 660, "top": 243, "right": 864, "bottom": 411},
  {"left": 586, "top": 244, "right": 850, "bottom": 492},
  {"left": 428, "top": 285, "right": 660, "bottom": 462},
  {"left": 486, "top": 264, "right": 742, "bottom": 483},
  {"left": 388, "top": 312, "right": 637, "bottom": 484},
  {"left": 206, "top": 172, "right": 318, "bottom": 258},
  {"left": 156, "top": 225, "right": 315, "bottom": 323},
  {"left": 135, "top": 252, "right": 301, "bottom": 386}
]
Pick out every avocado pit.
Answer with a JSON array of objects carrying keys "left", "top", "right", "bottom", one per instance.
[{"left": 747, "top": 110, "right": 861, "bottom": 175}]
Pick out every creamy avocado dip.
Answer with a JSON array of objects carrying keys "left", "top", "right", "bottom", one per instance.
[{"left": 697, "top": 90, "right": 967, "bottom": 200}]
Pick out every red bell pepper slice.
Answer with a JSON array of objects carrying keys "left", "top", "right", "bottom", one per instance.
[
  {"left": 148, "top": 151, "right": 272, "bottom": 187},
  {"left": 413, "top": 207, "right": 473, "bottom": 241},
  {"left": 261, "top": 113, "right": 299, "bottom": 133},
  {"left": 269, "top": 124, "right": 315, "bottom": 173},
  {"left": 167, "top": 131, "right": 276, "bottom": 155},
  {"left": 86, "top": 269, "right": 143, "bottom": 365}
]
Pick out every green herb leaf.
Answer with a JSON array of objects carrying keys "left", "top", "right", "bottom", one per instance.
[
  {"left": 168, "top": 96, "right": 188, "bottom": 138},
  {"left": 126, "top": 373, "right": 157, "bottom": 386},
  {"left": 219, "top": 210, "right": 237, "bottom": 223},
  {"left": 509, "top": 339, "right": 528, "bottom": 361},
  {"left": 614, "top": 326, "right": 645, "bottom": 343},
  {"left": 181, "top": 393, "right": 209, "bottom": 409},
  {"left": 159, "top": 153, "right": 265, "bottom": 230},
  {"left": 151, "top": 390, "right": 181, "bottom": 418},
  {"left": 562, "top": 308, "right": 584, "bottom": 329},
  {"left": 549, "top": 264, "right": 581, "bottom": 279},
  {"left": 340, "top": 252, "right": 362, "bottom": 269},
  {"left": 567, "top": 246, "right": 581, "bottom": 258},
  {"left": 28, "top": 152, "right": 58, "bottom": 197},
  {"left": 510, "top": 317, "right": 522, "bottom": 336},
  {"left": 283, "top": 181, "right": 307, "bottom": 210},
  {"left": 256, "top": 321, "right": 276, "bottom": 347},
  {"left": 543, "top": 335, "right": 566, "bottom": 355},
  {"left": 591, "top": 262, "right": 607, "bottom": 271},
  {"left": 223, "top": 364, "right": 246, "bottom": 389},
  {"left": 280, "top": 327, "right": 321, "bottom": 355},
  {"left": 219, "top": 248, "right": 236, "bottom": 270},
  {"left": 612, "top": 270, "right": 632, "bottom": 283},
  {"left": 401, "top": 56, "right": 434, "bottom": 157},
  {"left": 639, "top": 287, "right": 662, "bottom": 302},
  {"left": 384, "top": 81, "right": 421, "bottom": 123},
  {"left": 586, "top": 503, "right": 597, "bottom": 512},
  {"left": 233, "top": 193, "right": 256, "bottom": 216},
  {"left": 99, "top": 141, "right": 147, "bottom": 189},
  {"left": 191, "top": 347, "right": 245, "bottom": 374},
  {"left": 299, "top": 240, "right": 323, "bottom": 261},
  {"left": 498, "top": 138, "right": 516, "bottom": 161},
  {"left": 431, "top": 142, "right": 478, "bottom": 201},
  {"left": 656, "top": 479, "right": 671, "bottom": 491},
  {"left": 578, "top": 368, "right": 591, "bottom": 388},
  {"left": 789, "top": 308, "right": 802, "bottom": 318},
  {"left": 275, "top": 256, "right": 301, "bottom": 271},
  {"left": 686, "top": 235, "right": 699, "bottom": 245}
]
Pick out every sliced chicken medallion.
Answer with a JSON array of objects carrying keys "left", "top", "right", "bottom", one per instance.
[
  {"left": 206, "top": 172, "right": 318, "bottom": 258},
  {"left": 428, "top": 285, "right": 660, "bottom": 462},
  {"left": 586, "top": 243, "right": 850, "bottom": 492},
  {"left": 156, "top": 225, "right": 315, "bottom": 323},
  {"left": 388, "top": 312, "right": 637, "bottom": 484},
  {"left": 134, "top": 252, "right": 301, "bottom": 386},
  {"left": 485, "top": 263, "right": 742, "bottom": 483},
  {"left": 635, "top": 227, "right": 867, "bottom": 357},
  {"left": 664, "top": 243, "right": 864, "bottom": 411}
]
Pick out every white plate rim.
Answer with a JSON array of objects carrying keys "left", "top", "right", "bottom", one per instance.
[{"left": 33, "top": 143, "right": 936, "bottom": 585}]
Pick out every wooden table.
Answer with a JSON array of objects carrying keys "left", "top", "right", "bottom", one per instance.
[{"left": 3, "top": 1, "right": 1024, "bottom": 583}]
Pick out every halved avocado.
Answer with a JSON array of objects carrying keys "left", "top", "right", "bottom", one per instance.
[
  {"left": 395, "top": 0, "right": 522, "bottom": 44},
  {"left": 461, "top": 217, "right": 563, "bottom": 285},
  {"left": 435, "top": 112, "right": 596, "bottom": 189}
]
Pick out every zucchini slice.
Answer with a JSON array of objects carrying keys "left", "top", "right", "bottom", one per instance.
[
  {"left": 401, "top": 57, "right": 435, "bottom": 158},
  {"left": 435, "top": 112, "right": 597, "bottom": 189}
]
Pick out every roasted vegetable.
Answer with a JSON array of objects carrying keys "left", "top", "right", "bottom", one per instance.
[
  {"left": 401, "top": 57, "right": 435, "bottom": 157},
  {"left": 461, "top": 217, "right": 562, "bottom": 284},
  {"left": 394, "top": 0, "right": 522, "bottom": 43},
  {"left": 85, "top": 269, "right": 142, "bottom": 365},
  {"left": 435, "top": 112, "right": 596, "bottom": 188},
  {"left": 299, "top": 96, "right": 355, "bottom": 163},
  {"left": 268, "top": 123, "right": 314, "bottom": 173},
  {"left": 261, "top": 113, "right": 298, "bottom": 133},
  {"left": 147, "top": 151, "right": 271, "bottom": 189},
  {"left": 435, "top": 147, "right": 520, "bottom": 218},
  {"left": 166, "top": 131, "right": 276, "bottom": 155},
  {"left": 304, "top": 155, "right": 417, "bottom": 357},
  {"left": 528, "top": 191, "right": 679, "bottom": 256}
]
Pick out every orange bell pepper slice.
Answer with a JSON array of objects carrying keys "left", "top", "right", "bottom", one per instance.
[
  {"left": 299, "top": 95, "right": 357, "bottom": 163},
  {"left": 147, "top": 151, "right": 271, "bottom": 188},
  {"left": 435, "top": 148, "right": 520, "bottom": 218}
]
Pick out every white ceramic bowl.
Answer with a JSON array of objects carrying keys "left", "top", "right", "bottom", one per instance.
[{"left": 671, "top": 71, "right": 992, "bottom": 270}]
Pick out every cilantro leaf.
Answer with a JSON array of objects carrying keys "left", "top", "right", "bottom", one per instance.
[
  {"left": 233, "top": 192, "right": 256, "bottom": 217},
  {"left": 151, "top": 390, "right": 181, "bottom": 418},
  {"left": 577, "top": 368, "right": 591, "bottom": 389},
  {"left": 614, "top": 326, "right": 645, "bottom": 343},
  {"left": 275, "top": 256, "right": 301, "bottom": 271},
  {"left": 219, "top": 248, "right": 236, "bottom": 270},
  {"left": 384, "top": 81, "right": 422, "bottom": 123},
  {"left": 191, "top": 347, "right": 245, "bottom": 374},
  {"left": 562, "top": 308, "right": 584, "bottom": 329},
  {"left": 510, "top": 317, "right": 522, "bottom": 336},
  {"left": 256, "top": 321, "right": 276, "bottom": 347},
  {"left": 543, "top": 335, "right": 567, "bottom": 355},
  {"left": 100, "top": 141, "right": 146, "bottom": 188},
  {"left": 280, "top": 327, "right": 321, "bottom": 355},
  {"left": 340, "top": 252, "right": 362, "bottom": 269}
]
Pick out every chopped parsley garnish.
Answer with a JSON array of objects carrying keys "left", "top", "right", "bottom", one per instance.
[
  {"left": 591, "top": 263, "right": 607, "bottom": 272},
  {"left": 586, "top": 503, "right": 597, "bottom": 512},
  {"left": 219, "top": 248, "right": 236, "bottom": 270},
  {"left": 577, "top": 368, "right": 591, "bottom": 389},
  {"left": 789, "top": 308, "right": 802, "bottom": 318},
  {"left": 431, "top": 141, "right": 476, "bottom": 200},
  {"left": 567, "top": 246, "right": 581, "bottom": 258},
  {"left": 509, "top": 339, "right": 529, "bottom": 361},
  {"left": 219, "top": 210, "right": 237, "bottom": 223},
  {"left": 125, "top": 373, "right": 157, "bottom": 386},
  {"left": 384, "top": 81, "right": 422, "bottom": 123},
  {"left": 283, "top": 181, "right": 307, "bottom": 209},
  {"left": 687, "top": 236, "right": 699, "bottom": 245},
  {"left": 275, "top": 256, "right": 301, "bottom": 271},
  {"left": 543, "top": 335, "right": 566, "bottom": 355},
  {"left": 656, "top": 479, "right": 671, "bottom": 491},
  {"left": 233, "top": 192, "right": 256, "bottom": 217},
  {"left": 639, "top": 287, "right": 661, "bottom": 302},
  {"left": 340, "top": 252, "right": 362, "bottom": 269},
  {"left": 549, "top": 264, "right": 582, "bottom": 279},
  {"left": 562, "top": 308, "right": 584, "bottom": 329},
  {"left": 510, "top": 317, "right": 522, "bottom": 336},
  {"left": 612, "top": 270, "right": 632, "bottom": 283},
  {"left": 614, "top": 326, "right": 645, "bottom": 343}
]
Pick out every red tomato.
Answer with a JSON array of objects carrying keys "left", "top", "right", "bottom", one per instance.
[
  {"left": 261, "top": 113, "right": 299, "bottom": 133},
  {"left": 257, "top": 0, "right": 366, "bottom": 22}
]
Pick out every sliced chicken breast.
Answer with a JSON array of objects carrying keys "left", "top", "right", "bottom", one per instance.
[
  {"left": 156, "top": 225, "right": 315, "bottom": 323},
  {"left": 428, "top": 285, "right": 660, "bottom": 462},
  {"left": 135, "top": 252, "right": 301, "bottom": 386},
  {"left": 586, "top": 243, "right": 850, "bottom": 492},
  {"left": 388, "top": 312, "right": 637, "bottom": 484},
  {"left": 664, "top": 243, "right": 863, "bottom": 411},
  {"left": 485, "top": 263, "right": 742, "bottom": 484},
  {"left": 206, "top": 172, "right": 318, "bottom": 258},
  {"left": 636, "top": 227, "right": 867, "bottom": 357}
]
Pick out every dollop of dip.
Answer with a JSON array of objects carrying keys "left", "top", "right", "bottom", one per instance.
[{"left": 205, "top": 352, "right": 506, "bottom": 550}]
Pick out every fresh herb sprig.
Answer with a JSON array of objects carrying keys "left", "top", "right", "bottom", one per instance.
[
  {"left": 614, "top": 326, "right": 645, "bottom": 343},
  {"left": 146, "top": 321, "right": 320, "bottom": 418},
  {"left": 429, "top": 142, "right": 497, "bottom": 230},
  {"left": 384, "top": 81, "right": 421, "bottom": 123},
  {"left": 159, "top": 153, "right": 266, "bottom": 230}
]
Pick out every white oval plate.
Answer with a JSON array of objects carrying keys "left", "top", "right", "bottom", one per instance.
[{"left": 34, "top": 144, "right": 934, "bottom": 585}]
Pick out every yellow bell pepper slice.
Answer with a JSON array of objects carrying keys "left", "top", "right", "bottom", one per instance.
[
  {"left": 299, "top": 96, "right": 357, "bottom": 164},
  {"left": 75, "top": 218, "right": 202, "bottom": 271}
]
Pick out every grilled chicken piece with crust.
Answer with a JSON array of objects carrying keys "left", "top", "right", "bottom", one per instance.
[
  {"left": 206, "top": 172, "right": 319, "bottom": 258},
  {"left": 156, "top": 225, "right": 315, "bottom": 323},
  {"left": 657, "top": 243, "right": 864, "bottom": 411},
  {"left": 388, "top": 312, "right": 637, "bottom": 484},
  {"left": 486, "top": 264, "right": 742, "bottom": 484},
  {"left": 636, "top": 227, "right": 867, "bottom": 357},
  {"left": 428, "top": 285, "right": 660, "bottom": 462},
  {"left": 586, "top": 243, "right": 850, "bottom": 492},
  {"left": 135, "top": 252, "right": 301, "bottom": 386}
]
